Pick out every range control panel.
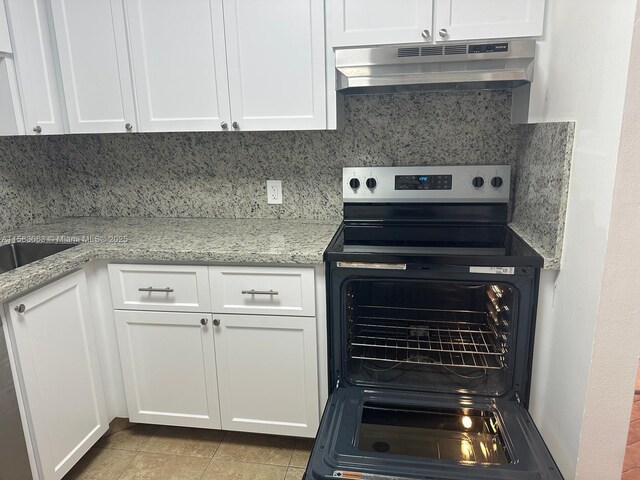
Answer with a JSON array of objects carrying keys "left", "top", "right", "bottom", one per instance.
[
  {"left": 343, "top": 165, "right": 511, "bottom": 203},
  {"left": 395, "top": 174, "right": 453, "bottom": 190}
]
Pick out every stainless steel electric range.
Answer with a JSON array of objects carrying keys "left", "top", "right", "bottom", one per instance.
[{"left": 305, "top": 166, "right": 562, "bottom": 480}]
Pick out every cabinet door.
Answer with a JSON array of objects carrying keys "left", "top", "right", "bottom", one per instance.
[
  {"left": 434, "top": 0, "right": 545, "bottom": 42},
  {"left": 8, "top": 271, "right": 108, "bottom": 480},
  {"left": 6, "top": 0, "right": 65, "bottom": 135},
  {"left": 0, "top": 57, "right": 23, "bottom": 135},
  {"left": 115, "top": 311, "right": 221, "bottom": 429},
  {"left": 50, "top": 0, "right": 136, "bottom": 133},
  {"left": 214, "top": 314, "right": 319, "bottom": 437},
  {"left": 125, "top": 0, "right": 231, "bottom": 132},
  {"left": 332, "top": 0, "right": 434, "bottom": 47},
  {"left": 223, "top": 0, "right": 326, "bottom": 131},
  {"left": 0, "top": 0, "right": 11, "bottom": 53}
]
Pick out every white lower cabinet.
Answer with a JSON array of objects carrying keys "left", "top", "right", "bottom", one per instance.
[
  {"left": 114, "top": 310, "right": 221, "bottom": 429},
  {"left": 214, "top": 314, "right": 319, "bottom": 437},
  {"left": 110, "top": 264, "right": 322, "bottom": 438},
  {"left": 7, "top": 270, "right": 108, "bottom": 480}
]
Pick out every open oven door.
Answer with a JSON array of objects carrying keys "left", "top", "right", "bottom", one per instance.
[{"left": 304, "top": 386, "right": 563, "bottom": 480}]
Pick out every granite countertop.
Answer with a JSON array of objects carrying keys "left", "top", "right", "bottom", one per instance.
[{"left": 0, "top": 217, "right": 340, "bottom": 304}]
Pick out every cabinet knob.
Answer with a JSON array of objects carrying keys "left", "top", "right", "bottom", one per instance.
[
  {"left": 232, "top": 121, "right": 239, "bottom": 130},
  {"left": 125, "top": 123, "right": 133, "bottom": 131},
  {"left": 33, "top": 126, "right": 42, "bottom": 134},
  {"left": 200, "top": 318, "right": 209, "bottom": 326},
  {"left": 421, "top": 29, "right": 431, "bottom": 40},
  {"left": 213, "top": 319, "right": 221, "bottom": 326},
  {"left": 14, "top": 304, "right": 26, "bottom": 314},
  {"left": 438, "top": 28, "right": 449, "bottom": 38},
  {"left": 221, "top": 121, "right": 228, "bottom": 130}
]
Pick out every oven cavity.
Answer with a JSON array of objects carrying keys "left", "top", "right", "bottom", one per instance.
[
  {"left": 358, "top": 402, "right": 511, "bottom": 465},
  {"left": 345, "top": 280, "right": 514, "bottom": 396}
]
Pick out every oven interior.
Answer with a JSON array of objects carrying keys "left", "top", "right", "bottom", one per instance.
[
  {"left": 358, "top": 402, "right": 511, "bottom": 465},
  {"left": 345, "top": 279, "right": 515, "bottom": 397}
]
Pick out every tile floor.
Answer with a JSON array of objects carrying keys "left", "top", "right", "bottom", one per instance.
[
  {"left": 622, "top": 363, "right": 640, "bottom": 480},
  {"left": 64, "top": 423, "right": 312, "bottom": 480}
]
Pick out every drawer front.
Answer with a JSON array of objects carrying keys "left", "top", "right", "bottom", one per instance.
[
  {"left": 209, "top": 266, "right": 315, "bottom": 316},
  {"left": 109, "top": 264, "right": 211, "bottom": 312}
]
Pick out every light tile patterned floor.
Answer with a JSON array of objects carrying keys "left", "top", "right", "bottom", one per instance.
[
  {"left": 64, "top": 423, "right": 312, "bottom": 480},
  {"left": 622, "top": 362, "right": 640, "bottom": 480}
]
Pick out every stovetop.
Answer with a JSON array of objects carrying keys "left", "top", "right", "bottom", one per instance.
[{"left": 324, "top": 222, "right": 543, "bottom": 267}]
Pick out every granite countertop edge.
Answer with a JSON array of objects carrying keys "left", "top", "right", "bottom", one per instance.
[
  {"left": 509, "top": 223, "right": 560, "bottom": 270},
  {"left": 0, "top": 217, "right": 341, "bottom": 305}
]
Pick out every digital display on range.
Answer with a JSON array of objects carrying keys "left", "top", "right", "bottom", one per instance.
[{"left": 395, "top": 174, "right": 453, "bottom": 190}]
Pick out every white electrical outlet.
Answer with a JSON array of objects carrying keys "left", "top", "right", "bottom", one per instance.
[{"left": 267, "top": 180, "right": 282, "bottom": 204}]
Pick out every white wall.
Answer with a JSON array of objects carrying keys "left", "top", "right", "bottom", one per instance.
[
  {"left": 526, "top": 0, "right": 639, "bottom": 478},
  {"left": 575, "top": 8, "right": 640, "bottom": 478}
]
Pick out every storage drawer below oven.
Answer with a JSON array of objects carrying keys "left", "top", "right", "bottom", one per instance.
[{"left": 209, "top": 266, "right": 315, "bottom": 316}]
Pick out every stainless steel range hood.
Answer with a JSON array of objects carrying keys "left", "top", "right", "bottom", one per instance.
[{"left": 336, "top": 39, "right": 535, "bottom": 93}]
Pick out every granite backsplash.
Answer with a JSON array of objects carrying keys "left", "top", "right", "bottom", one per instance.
[
  {"left": 0, "top": 90, "right": 573, "bottom": 268},
  {"left": 0, "top": 90, "right": 518, "bottom": 230},
  {"left": 511, "top": 122, "right": 575, "bottom": 268}
]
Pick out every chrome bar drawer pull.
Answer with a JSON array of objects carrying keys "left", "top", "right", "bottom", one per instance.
[
  {"left": 138, "top": 287, "right": 175, "bottom": 293},
  {"left": 241, "top": 289, "right": 279, "bottom": 295}
]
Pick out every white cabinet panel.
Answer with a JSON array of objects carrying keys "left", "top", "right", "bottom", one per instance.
[
  {"left": 7, "top": 271, "right": 108, "bottom": 480},
  {"left": 332, "top": 0, "right": 434, "bottom": 46},
  {"left": 109, "top": 264, "right": 211, "bottom": 312},
  {"left": 0, "top": 0, "right": 12, "bottom": 53},
  {"left": 223, "top": 0, "right": 326, "bottom": 130},
  {"left": 50, "top": 0, "right": 136, "bottom": 133},
  {"left": 434, "top": 0, "right": 545, "bottom": 42},
  {"left": 115, "top": 311, "right": 221, "bottom": 428},
  {"left": 214, "top": 314, "right": 319, "bottom": 437},
  {"left": 209, "top": 266, "right": 315, "bottom": 317},
  {"left": 6, "top": 0, "right": 65, "bottom": 134},
  {"left": 125, "top": 0, "right": 231, "bottom": 132},
  {"left": 0, "top": 57, "right": 22, "bottom": 135}
]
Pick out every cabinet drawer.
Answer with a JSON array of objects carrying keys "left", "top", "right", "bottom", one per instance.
[
  {"left": 109, "top": 264, "right": 211, "bottom": 312},
  {"left": 209, "top": 266, "right": 315, "bottom": 316}
]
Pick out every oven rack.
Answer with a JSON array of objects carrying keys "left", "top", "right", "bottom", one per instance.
[{"left": 350, "top": 312, "right": 506, "bottom": 370}]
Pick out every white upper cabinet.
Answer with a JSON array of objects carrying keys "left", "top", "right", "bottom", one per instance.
[
  {"left": 332, "top": 0, "right": 434, "bottom": 47},
  {"left": 49, "top": 0, "right": 136, "bottom": 133},
  {"left": 0, "top": 57, "right": 23, "bottom": 135},
  {"left": 7, "top": 271, "right": 108, "bottom": 480},
  {"left": 5, "top": 0, "right": 65, "bottom": 135},
  {"left": 332, "top": 0, "right": 545, "bottom": 47},
  {"left": 223, "top": 0, "right": 326, "bottom": 131},
  {"left": 0, "top": 0, "right": 12, "bottom": 53},
  {"left": 434, "top": 0, "right": 545, "bottom": 42},
  {"left": 125, "top": 0, "right": 231, "bottom": 132}
]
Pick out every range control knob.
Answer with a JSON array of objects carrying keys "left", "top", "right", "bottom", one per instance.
[
  {"left": 472, "top": 176, "right": 485, "bottom": 188},
  {"left": 366, "top": 178, "right": 377, "bottom": 189},
  {"left": 349, "top": 178, "right": 361, "bottom": 190},
  {"left": 491, "top": 176, "right": 504, "bottom": 188}
]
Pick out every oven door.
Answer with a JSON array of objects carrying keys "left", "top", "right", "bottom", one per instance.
[{"left": 304, "top": 386, "right": 562, "bottom": 480}]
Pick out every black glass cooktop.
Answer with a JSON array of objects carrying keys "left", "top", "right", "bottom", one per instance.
[{"left": 324, "top": 222, "right": 543, "bottom": 267}]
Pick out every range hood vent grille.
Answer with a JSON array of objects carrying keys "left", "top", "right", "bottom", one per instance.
[
  {"left": 444, "top": 44, "right": 468, "bottom": 55},
  {"left": 420, "top": 46, "right": 445, "bottom": 56},
  {"left": 397, "top": 47, "right": 421, "bottom": 58},
  {"left": 397, "top": 45, "right": 470, "bottom": 58}
]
